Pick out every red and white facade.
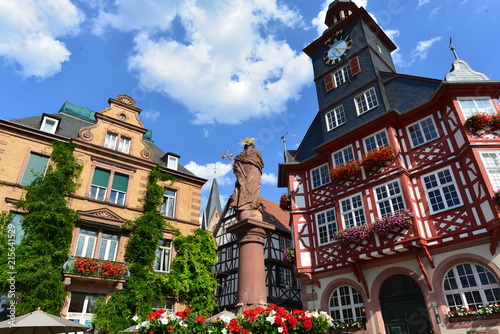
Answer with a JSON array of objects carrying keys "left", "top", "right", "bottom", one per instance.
[{"left": 279, "top": 1, "right": 500, "bottom": 333}]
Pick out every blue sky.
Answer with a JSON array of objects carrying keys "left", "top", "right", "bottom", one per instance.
[{"left": 1, "top": 0, "right": 499, "bottom": 217}]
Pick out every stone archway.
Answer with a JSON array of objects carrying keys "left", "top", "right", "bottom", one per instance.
[{"left": 379, "top": 275, "right": 431, "bottom": 334}]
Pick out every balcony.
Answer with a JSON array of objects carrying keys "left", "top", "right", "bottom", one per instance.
[{"left": 63, "top": 256, "right": 129, "bottom": 280}]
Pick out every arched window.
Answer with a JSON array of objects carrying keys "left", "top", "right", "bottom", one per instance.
[
  {"left": 444, "top": 263, "right": 500, "bottom": 311},
  {"left": 329, "top": 285, "right": 365, "bottom": 322}
]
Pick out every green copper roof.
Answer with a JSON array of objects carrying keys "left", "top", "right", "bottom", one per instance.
[{"left": 60, "top": 101, "right": 96, "bottom": 121}]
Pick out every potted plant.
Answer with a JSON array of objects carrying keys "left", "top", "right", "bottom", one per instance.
[
  {"left": 328, "top": 161, "right": 361, "bottom": 184},
  {"left": 73, "top": 256, "right": 100, "bottom": 275},
  {"left": 490, "top": 113, "right": 500, "bottom": 129},
  {"left": 99, "top": 260, "right": 127, "bottom": 278},
  {"left": 372, "top": 210, "right": 414, "bottom": 236},
  {"left": 447, "top": 306, "right": 478, "bottom": 322},
  {"left": 361, "top": 146, "right": 395, "bottom": 171},
  {"left": 280, "top": 193, "right": 291, "bottom": 211},
  {"left": 465, "top": 113, "right": 490, "bottom": 131},
  {"left": 334, "top": 224, "right": 372, "bottom": 245},
  {"left": 494, "top": 190, "right": 500, "bottom": 204}
]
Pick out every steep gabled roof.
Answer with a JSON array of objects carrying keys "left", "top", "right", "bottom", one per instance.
[{"left": 201, "top": 177, "right": 222, "bottom": 231}]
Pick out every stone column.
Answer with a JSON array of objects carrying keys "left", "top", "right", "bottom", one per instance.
[{"left": 227, "top": 217, "right": 275, "bottom": 312}]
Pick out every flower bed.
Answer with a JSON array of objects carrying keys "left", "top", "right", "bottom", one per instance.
[
  {"left": 372, "top": 210, "right": 413, "bottom": 236},
  {"left": 328, "top": 161, "right": 361, "bottom": 184},
  {"left": 361, "top": 146, "right": 395, "bottom": 171},
  {"left": 132, "top": 305, "right": 357, "bottom": 334}
]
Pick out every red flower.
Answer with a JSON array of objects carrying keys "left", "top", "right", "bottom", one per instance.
[
  {"left": 328, "top": 161, "right": 361, "bottom": 184},
  {"left": 195, "top": 316, "right": 205, "bottom": 322},
  {"left": 302, "top": 317, "right": 313, "bottom": 330},
  {"left": 361, "top": 146, "right": 395, "bottom": 171}
]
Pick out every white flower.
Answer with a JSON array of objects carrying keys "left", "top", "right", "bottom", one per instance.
[
  {"left": 132, "top": 315, "right": 139, "bottom": 322},
  {"left": 266, "top": 315, "right": 275, "bottom": 324},
  {"left": 160, "top": 318, "right": 169, "bottom": 325},
  {"left": 218, "top": 315, "right": 232, "bottom": 324},
  {"left": 221, "top": 329, "right": 227, "bottom": 334},
  {"left": 278, "top": 327, "right": 284, "bottom": 333},
  {"left": 138, "top": 321, "right": 150, "bottom": 329}
]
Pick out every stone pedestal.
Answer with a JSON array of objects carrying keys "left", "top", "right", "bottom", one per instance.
[{"left": 227, "top": 217, "right": 275, "bottom": 313}]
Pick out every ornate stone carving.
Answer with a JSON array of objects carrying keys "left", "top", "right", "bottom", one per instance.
[{"left": 116, "top": 94, "right": 137, "bottom": 107}]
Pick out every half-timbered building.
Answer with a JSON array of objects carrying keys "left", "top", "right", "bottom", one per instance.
[
  {"left": 213, "top": 196, "right": 301, "bottom": 311},
  {"left": 278, "top": 1, "right": 500, "bottom": 333}
]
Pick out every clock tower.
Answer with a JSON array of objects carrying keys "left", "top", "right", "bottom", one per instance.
[{"left": 299, "top": 0, "right": 398, "bottom": 161}]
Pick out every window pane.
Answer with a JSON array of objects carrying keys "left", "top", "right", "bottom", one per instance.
[
  {"left": 92, "top": 168, "right": 110, "bottom": 188},
  {"left": 21, "top": 153, "right": 50, "bottom": 186}
]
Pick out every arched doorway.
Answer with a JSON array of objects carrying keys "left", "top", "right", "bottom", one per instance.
[{"left": 379, "top": 275, "right": 431, "bottom": 334}]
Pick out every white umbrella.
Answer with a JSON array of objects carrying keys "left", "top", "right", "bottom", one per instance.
[{"left": 0, "top": 310, "right": 91, "bottom": 334}]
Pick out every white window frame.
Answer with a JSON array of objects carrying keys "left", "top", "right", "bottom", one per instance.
[
  {"left": 480, "top": 151, "right": 500, "bottom": 190},
  {"left": 340, "top": 193, "right": 366, "bottom": 229},
  {"left": 104, "top": 133, "right": 118, "bottom": 150},
  {"left": 422, "top": 167, "right": 462, "bottom": 214},
  {"left": 310, "top": 164, "right": 330, "bottom": 189},
  {"left": 154, "top": 240, "right": 172, "bottom": 273},
  {"left": 279, "top": 268, "right": 293, "bottom": 287},
  {"left": 444, "top": 263, "right": 500, "bottom": 312},
  {"left": 407, "top": 116, "right": 439, "bottom": 148},
  {"left": 75, "top": 228, "right": 98, "bottom": 258},
  {"left": 326, "top": 105, "right": 346, "bottom": 131},
  {"left": 118, "top": 137, "right": 131, "bottom": 153},
  {"left": 364, "top": 130, "right": 389, "bottom": 153},
  {"left": 355, "top": 87, "right": 379, "bottom": 115},
  {"left": 98, "top": 232, "right": 119, "bottom": 261},
  {"left": 329, "top": 286, "right": 365, "bottom": 323},
  {"left": 161, "top": 189, "right": 176, "bottom": 217},
  {"left": 167, "top": 155, "right": 179, "bottom": 170},
  {"left": 458, "top": 97, "right": 495, "bottom": 118},
  {"left": 316, "top": 208, "right": 337, "bottom": 246},
  {"left": 334, "top": 64, "right": 352, "bottom": 87},
  {"left": 40, "top": 116, "right": 59, "bottom": 134},
  {"left": 332, "top": 146, "right": 355, "bottom": 166},
  {"left": 374, "top": 180, "right": 406, "bottom": 217}
]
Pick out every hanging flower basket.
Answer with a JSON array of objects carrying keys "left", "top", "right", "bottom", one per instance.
[
  {"left": 328, "top": 161, "right": 361, "bottom": 184},
  {"left": 283, "top": 248, "right": 296, "bottom": 264},
  {"left": 334, "top": 224, "right": 372, "bottom": 245},
  {"left": 361, "top": 146, "right": 395, "bottom": 171},
  {"left": 372, "top": 210, "right": 414, "bottom": 236},
  {"left": 280, "top": 193, "right": 291, "bottom": 211},
  {"left": 465, "top": 113, "right": 490, "bottom": 131}
]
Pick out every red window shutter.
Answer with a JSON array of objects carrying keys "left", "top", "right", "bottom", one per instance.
[
  {"left": 324, "top": 73, "right": 336, "bottom": 92},
  {"left": 350, "top": 57, "right": 361, "bottom": 76}
]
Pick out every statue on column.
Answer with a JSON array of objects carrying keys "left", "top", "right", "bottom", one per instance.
[{"left": 229, "top": 138, "right": 264, "bottom": 221}]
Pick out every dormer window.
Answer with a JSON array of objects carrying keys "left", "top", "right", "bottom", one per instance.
[
  {"left": 163, "top": 153, "right": 179, "bottom": 170},
  {"left": 40, "top": 116, "right": 59, "bottom": 134}
]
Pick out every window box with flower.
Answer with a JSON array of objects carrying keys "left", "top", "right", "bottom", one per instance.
[
  {"left": 465, "top": 113, "right": 491, "bottom": 131},
  {"left": 361, "top": 146, "right": 395, "bottom": 171},
  {"left": 334, "top": 224, "right": 372, "bottom": 245},
  {"left": 494, "top": 190, "right": 500, "bottom": 204},
  {"left": 372, "top": 210, "right": 414, "bottom": 236},
  {"left": 63, "top": 255, "right": 128, "bottom": 279},
  {"left": 329, "top": 161, "right": 361, "bottom": 184}
]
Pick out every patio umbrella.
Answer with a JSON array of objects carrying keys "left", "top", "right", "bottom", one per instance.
[{"left": 0, "top": 309, "right": 91, "bottom": 334}]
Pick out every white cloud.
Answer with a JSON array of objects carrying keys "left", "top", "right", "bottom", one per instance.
[
  {"left": 94, "top": 0, "right": 311, "bottom": 125},
  {"left": 414, "top": 36, "right": 441, "bottom": 61},
  {"left": 0, "top": 0, "right": 84, "bottom": 79},
  {"left": 141, "top": 109, "right": 160, "bottom": 121},
  {"left": 429, "top": 7, "right": 441, "bottom": 17},
  {"left": 261, "top": 172, "right": 277, "bottom": 185},
  {"left": 417, "top": 0, "right": 430, "bottom": 8},
  {"left": 184, "top": 160, "right": 233, "bottom": 192}
]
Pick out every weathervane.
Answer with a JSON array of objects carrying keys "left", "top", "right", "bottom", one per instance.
[{"left": 449, "top": 37, "right": 459, "bottom": 60}]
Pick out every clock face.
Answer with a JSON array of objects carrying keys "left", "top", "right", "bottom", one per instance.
[{"left": 323, "top": 35, "right": 352, "bottom": 65}]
